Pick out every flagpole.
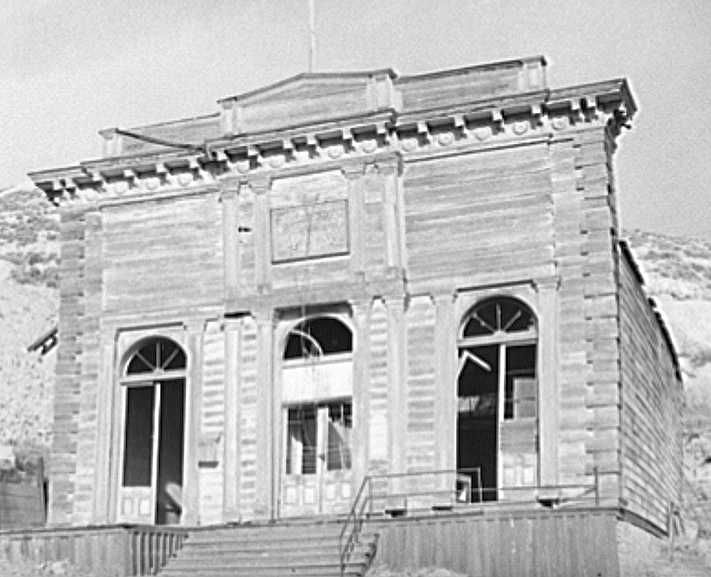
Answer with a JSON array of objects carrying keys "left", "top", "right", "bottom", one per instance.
[{"left": 308, "top": 0, "right": 316, "bottom": 72}]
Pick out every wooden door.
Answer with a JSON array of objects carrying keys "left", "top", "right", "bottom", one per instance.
[
  {"left": 118, "top": 384, "right": 160, "bottom": 523},
  {"left": 281, "top": 401, "right": 352, "bottom": 516}
]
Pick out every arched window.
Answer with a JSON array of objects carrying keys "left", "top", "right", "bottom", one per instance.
[
  {"left": 281, "top": 315, "right": 354, "bottom": 514},
  {"left": 461, "top": 296, "right": 536, "bottom": 339},
  {"left": 119, "top": 336, "right": 187, "bottom": 525},
  {"left": 124, "top": 337, "right": 186, "bottom": 376},
  {"left": 457, "top": 296, "right": 538, "bottom": 500},
  {"left": 283, "top": 316, "right": 352, "bottom": 360}
]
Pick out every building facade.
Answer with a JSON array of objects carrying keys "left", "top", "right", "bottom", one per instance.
[{"left": 30, "top": 56, "right": 682, "bottom": 535}]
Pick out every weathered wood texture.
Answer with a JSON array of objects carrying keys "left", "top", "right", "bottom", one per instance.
[
  {"left": 101, "top": 193, "right": 223, "bottom": 315},
  {"left": 39, "top": 59, "right": 677, "bottom": 533},
  {"left": 72, "top": 211, "right": 103, "bottom": 525},
  {"left": 198, "top": 320, "right": 225, "bottom": 525},
  {"left": 0, "top": 525, "right": 187, "bottom": 577},
  {"left": 50, "top": 208, "right": 90, "bottom": 525},
  {"left": 618, "top": 247, "right": 683, "bottom": 530},
  {"left": 374, "top": 508, "right": 620, "bottom": 577},
  {"left": 551, "top": 130, "right": 622, "bottom": 503},
  {"left": 0, "top": 480, "right": 44, "bottom": 529},
  {"left": 403, "top": 144, "right": 556, "bottom": 292},
  {"left": 236, "top": 316, "right": 258, "bottom": 520}
]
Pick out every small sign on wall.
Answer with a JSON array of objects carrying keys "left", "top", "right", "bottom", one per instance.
[{"left": 271, "top": 200, "right": 349, "bottom": 262}]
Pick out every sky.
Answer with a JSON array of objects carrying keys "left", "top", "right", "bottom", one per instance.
[{"left": 2, "top": 0, "right": 710, "bottom": 238}]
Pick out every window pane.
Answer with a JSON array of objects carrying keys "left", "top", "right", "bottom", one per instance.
[
  {"left": 286, "top": 405, "right": 317, "bottom": 475},
  {"left": 123, "top": 386, "right": 154, "bottom": 486},
  {"left": 505, "top": 344, "right": 536, "bottom": 420},
  {"left": 327, "top": 402, "right": 352, "bottom": 471}
]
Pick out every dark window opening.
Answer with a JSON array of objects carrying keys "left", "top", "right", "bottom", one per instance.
[{"left": 284, "top": 317, "right": 352, "bottom": 360}]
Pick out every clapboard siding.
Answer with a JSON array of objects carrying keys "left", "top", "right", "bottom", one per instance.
[
  {"left": 618, "top": 249, "right": 683, "bottom": 531},
  {"left": 405, "top": 296, "right": 436, "bottom": 471},
  {"left": 72, "top": 211, "right": 103, "bottom": 524},
  {"left": 102, "top": 194, "right": 222, "bottom": 313},
  {"left": 201, "top": 321, "right": 224, "bottom": 436},
  {"left": 396, "top": 57, "right": 545, "bottom": 112},
  {"left": 50, "top": 207, "right": 89, "bottom": 525},
  {"left": 237, "top": 316, "right": 258, "bottom": 519},
  {"left": 367, "top": 299, "right": 390, "bottom": 475},
  {"left": 404, "top": 146, "right": 555, "bottom": 288}
]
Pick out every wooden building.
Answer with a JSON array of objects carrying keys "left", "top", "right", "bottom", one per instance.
[{"left": 29, "top": 56, "right": 682, "bottom": 541}]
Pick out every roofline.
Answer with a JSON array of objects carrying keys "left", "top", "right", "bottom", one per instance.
[
  {"left": 619, "top": 239, "right": 682, "bottom": 381},
  {"left": 98, "top": 111, "right": 220, "bottom": 139},
  {"left": 217, "top": 68, "right": 398, "bottom": 104},
  {"left": 396, "top": 55, "right": 547, "bottom": 84}
]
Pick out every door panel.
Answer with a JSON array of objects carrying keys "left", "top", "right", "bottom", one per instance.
[
  {"left": 281, "top": 402, "right": 353, "bottom": 516},
  {"left": 156, "top": 379, "right": 185, "bottom": 525},
  {"left": 118, "top": 385, "right": 157, "bottom": 523}
]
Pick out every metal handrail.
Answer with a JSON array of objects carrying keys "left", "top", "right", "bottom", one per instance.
[
  {"left": 338, "top": 467, "right": 606, "bottom": 576},
  {"left": 339, "top": 475, "right": 371, "bottom": 576}
]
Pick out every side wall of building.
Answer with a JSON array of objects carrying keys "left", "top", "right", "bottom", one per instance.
[
  {"left": 49, "top": 207, "right": 103, "bottom": 525},
  {"left": 618, "top": 246, "right": 683, "bottom": 531}
]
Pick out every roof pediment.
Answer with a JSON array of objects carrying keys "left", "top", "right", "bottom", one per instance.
[{"left": 219, "top": 69, "right": 399, "bottom": 135}]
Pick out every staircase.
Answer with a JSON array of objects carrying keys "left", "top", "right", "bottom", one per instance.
[{"left": 160, "top": 520, "right": 378, "bottom": 577}]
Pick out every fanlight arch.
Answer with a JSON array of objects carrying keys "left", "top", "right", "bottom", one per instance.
[
  {"left": 283, "top": 316, "right": 353, "bottom": 360},
  {"left": 460, "top": 296, "right": 537, "bottom": 341},
  {"left": 123, "top": 337, "right": 186, "bottom": 377}
]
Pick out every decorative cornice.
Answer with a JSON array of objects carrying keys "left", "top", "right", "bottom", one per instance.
[{"left": 29, "top": 78, "right": 635, "bottom": 206}]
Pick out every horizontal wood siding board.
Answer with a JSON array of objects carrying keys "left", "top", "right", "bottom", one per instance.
[
  {"left": 102, "top": 194, "right": 222, "bottom": 314},
  {"left": 618, "top": 248, "right": 683, "bottom": 532}
]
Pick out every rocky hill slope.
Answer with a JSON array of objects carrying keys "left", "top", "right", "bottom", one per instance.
[{"left": 0, "top": 184, "right": 58, "bottom": 453}]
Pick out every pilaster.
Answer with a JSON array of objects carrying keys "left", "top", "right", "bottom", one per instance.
[
  {"left": 222, "top": 317, "right": 242, "bottom": 521},
  {"left": 537, "top": 277, "right": 560, "bottom": 486},
  {"left": 251, "top": 176, "right": 273, "bottom": 293},
  {"left": 342, "top": 163, "right": 366, "bottom": 279},
  {"left": 351, "top": 298, "right": 371, "bottom": 493},
  {"left": 182, "top": 320, "right": 205, "bottom": 525},
  {"left": 376, "top": 157, "right": 403, "bottom": 273},
  {"left": 254, "top": 309, "right": 275, "bottom": 518},
  {"left": 433, "top": 292, "right": 457, "bottom": 473},
  {"left": 220, "top": 181, "right": 240, "bottom": 301},
  {"left": 386, "top": 297, "right": 406, "bottom": 475}
]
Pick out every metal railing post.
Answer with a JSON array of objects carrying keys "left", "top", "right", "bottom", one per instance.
[{"left": 368, "top": 477, "right": 373, "bottom": 518}]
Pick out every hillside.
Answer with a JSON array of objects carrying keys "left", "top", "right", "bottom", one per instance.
[{"left": 0, "top": 184, "right": 59, "bottom": 452}]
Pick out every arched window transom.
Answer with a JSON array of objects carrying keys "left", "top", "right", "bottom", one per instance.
[
  {"left": 284, "top": 317, "right": 352, "bottom": 360},
  {"left": 461, "top": 296, "right": 536, "bottom": 340},
  {"left": 125, "top": 337, "right": 186, "bottom": 376}
]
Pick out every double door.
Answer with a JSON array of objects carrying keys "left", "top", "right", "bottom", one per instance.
[{"left": 280, "top": 400, "right": 352, "bottom": 516}]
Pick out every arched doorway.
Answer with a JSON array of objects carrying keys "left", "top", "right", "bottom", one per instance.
[
  {"left": 280, "top": 316, "right": 353, "bottom": 516},
  {"left": 457, "top": 297, "right": 538, "bottom": 502},
  {"left": 118, "top": 337, "right": 186, "bottom": 524}
]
